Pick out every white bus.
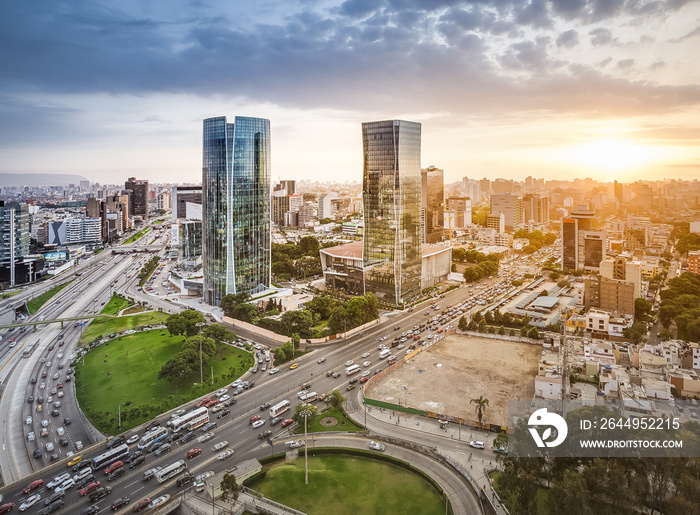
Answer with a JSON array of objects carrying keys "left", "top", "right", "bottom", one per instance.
[
  {"left": 187, "top": 410, "right": 210, "bottom": 431},
  {"left": 91, "top": 443, "right": 129, "bottom": 470},
  {"left": 345, "top": 364, "right": 361, "bottom": 375},
  {"left": 138, "top": 426, "right": 168, "bottom": 450},
  {"left": 156, "top": 459, "right": 187, "bottom": 483},
  {"left": 379, "top": 349, "right": 391, "bottom": 359},
  {"left": 171, "top": 407, "right": 208, "bottom": 433},
  {"left": 299, "top": 391, "right": 317, "bottom": 403},
  {"left": 269, "top": 400, "right": 291, "bottom": 418}
]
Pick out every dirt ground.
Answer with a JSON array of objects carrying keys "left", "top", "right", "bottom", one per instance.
[{"left": 365, "top": 334, "right": 541, "bottom": 427}]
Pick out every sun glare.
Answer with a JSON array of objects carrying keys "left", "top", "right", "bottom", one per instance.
[{"left": 569, "top": 137, "right": 660, "bottom": 171}]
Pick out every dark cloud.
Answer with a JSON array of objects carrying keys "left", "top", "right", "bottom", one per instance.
[
  {"left": 556, "top": 29, "right": 579, "bottom": 47},
  {"left": 597, "top": 57, "right": 613, "bottom": 68},
  {"left": 617, "top": 58, "right": 635, "bottom": 69},
  {"left": 589, "top": 27, "right": 616, "bottom": 46}
]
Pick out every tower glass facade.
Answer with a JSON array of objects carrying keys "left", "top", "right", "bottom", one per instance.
[
  {"left": 202, "top": 116, "right": 270, "bottom": 306},
  {"left": 362, "top": 120, "right": 422, "bottom": 306}
]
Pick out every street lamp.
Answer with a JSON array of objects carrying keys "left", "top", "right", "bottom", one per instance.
[{"left": 299, "top": 407, "right": 315, "bottom": 485}]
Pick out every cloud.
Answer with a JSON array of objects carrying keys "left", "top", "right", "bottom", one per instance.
[
  {"left": 670, "top": 25, "right": 700, "bottom": 42},
  {"left": 650, "top": 60, "right": 667, "bottom": 70},
  {"left": 589, "top": 27, "right": 617, "bottom": 46},
  {"left": 617, "top": 58, "right": 635, "bottom": 69},
  {"left": 556, "top": 29, "right": 579, "bottom": 48}
]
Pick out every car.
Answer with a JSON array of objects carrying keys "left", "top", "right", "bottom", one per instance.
[
  {"left": 104, "top": 461, "right": 123, "bottom": 475},
  {"left": 57, "top": 391, "right": 64, "bottom": 398},
  {"left": 270, "top": 417, "right": 281, "bottom": 426},
  {"left": 89, "top": 486, "right": 112, "bottom": 502},
  {"left": 346, "top": 384, "right": 356, "bottom": 391},
  {"left": 0, "top": 504, "right": 13, "bottom": 515},
  {"left": 44, "top": 491, "right": 65, "bottom": 507},
  {"left": 125, "top": 450, "right": 144, "bottom": 464},
  {"left": 54, "top": 477, "right": 75, "bottom": 494},
  {"left": 65, "top": 376, "right": 71, "bottom": 382},
  {"left": 50, "top": 409, "right": 60, "bottom": 417},
  {"left": 126, "top": 434, "right": 140, "bottom": 445},
  {"left": 45, "top": 442, "right": 55, "bottom": 451},
  {"left": 198, "top": 431, "right": 216, "bottom": 443},
  {"left": 287, "top": 440, "right": 304, "bottom": 449},
  {"left": 47, "top": 473, "right": 71, "bottom": 490},
  {"left": 73, "top": 467, "right": 92, "bottom": 482},
  {"left": 67, "top": 455, "right": 82, "bottom": 467},
  {"left": 148, "top": 495, "right": 169, "bottom": 509},
  {"left": 362, "top": 360, "right": 371, "bottom": 367},
  {"left": 52, "top": 373, "right": 59, "bottom": 380},
  {"left": 111, "top": 497, "right": 130, "bottom": 511},
  {"left": 59, "top": 438, "right": 69, "bottom": 447},
  {"left": 348, "top": 377, "right": 358, "bottom": 385},
  {"left": 215, "top": 387, "right": 228, "bottom": 397},
  {"left": 81, "top": 505, "right": 100, "bottom": 515},
  {"left": 170, "top": 409, "right": 186, "bottom": 419},
  {"left": 53, "top": 400, "right": 61, "bottom": 408},
  {"left": 289, "top": 363, "right": 298, "bottom": 370},
  {"left": 33, "top": 449, "right": 42, "bottom": 459},
  {"left": 80, "top": 481, "right": 101, "bottom": 496},
  {"left": 249, "top": 415, "right": 261, "bottom": 424},
  {"left": 369, "top": 441, "right": 386, "bottom": 451},
  {"left": 31, "top": 377, "right": 37, "bottom": 384},
  {"left": 217, "top": 409, "right": 230, "bottom": 419},
  {"left": 268, "top": 367, "right": 279, "bottom": 375},
  {"left": 18, "top": 494, "right": 41, "bottom": 512},
  {"left": 332, "top": 371, "right": 340, "bottom": 378},
  {"left": 469, "top": 440, "right": 485, "bottom": 449},
  {"left": 361, "top": 352, "right": 370, "bottom": 358},
  {"left": 344, "top": 360, "right": 354, "bottom": 367},
  {"left": 107, "top": 435, "right": 125, "bottom": 448},
  {"left": 258, "top": 429, "right": 272, "bottom": 439},
  {"left": 360, "top": 376, "right": 369, "bottom": 383},
  {"left": 40, "top": 427, "right": 48, "bottom": 437},
  {"left": 23, "top": 479, "right": 44, "bottom": 494},
  {"left": 132, "top": 498, "right": 152, "bottom": 512},
  {"left": 281, "top": 418, "right": 294, "bottom": 428},
  {"left": 252, "top": 419, "right": 265, "bottom": 429},
  {"left": 212, "top": 440, "right": 229, "bottom": 451},
  {"left": 154, "top": 443, "right": 172, "bottom": 456},
  {"left": 219, "top": 394, "right": 230, "bottom": 403},
  {"left": 261, "top": 364, "right": 267, "bottom": 371},
  {"left": 27, "top": 431, "right": 35, "bottom": 441},
  {"left": 25, "top": 415, "right": 33, "bottom": 425},
  {"left": 217, "top": 449, "right": 235, "bottom": 460},
  {"left": 27, "top": 395, "right": 34, "bottom": 403},
  {"left": 64, "top": 417, "right": 71, "bottom": 425},
  {"left": 317, "top": 357, "right": 327, "bottom": 364},
  {"left": 129, "top": 455, "right": 146, "bottom": 468}
]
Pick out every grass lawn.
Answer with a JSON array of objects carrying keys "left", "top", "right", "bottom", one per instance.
[
  {"left": 1, "top": 289, "right": 22, "bottom": 299},
  {"left": 80, "top": 311, "right": 168, "bottom": 344},
  {"left": 310, "top": 319, "right": 329, "bottom": 338},
  {"left": 27, "top": 280, "right": 73, "bottom": 313},
  {"left": 255, "top": 455, "right": 446, "bottom": 515},
  {"left": 124, "top": 226, "right": 151, "bottom": 244},
  {"left": 122, "top": 305, "right": 147, "bottom": 315},
  {"left": 75, "top": 329, "right": 254, "bottom": 434},
  {"left": 99, "top": 295, "right": 133, "bottom": 316},
  {"left": 295, "top": 406, "right": 364, "bottom": 434},
  {"left": 154, "top": 220, "right": 163, "bottom": 224},
  {"left": 491, "top": 471, "right": 549, "bottom": 514}
]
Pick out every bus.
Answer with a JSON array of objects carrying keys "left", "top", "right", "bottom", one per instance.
[
  {"left": 171, "top": 407, "right": 208, "bottom": 433},
  {"left": 156, "top": 459, "right": 187, "bottom": 483},
  {"left": 299, "top": 391, "right": 317, "bottom": 403},
  {"left": 186, "top": 410, "right": 210, "bottom": 431},
  {"left": 345, "top": 364, "right": 361, "bottom": 375},
  {"left": 269, "top": 400, "right": 291, "bottom": 418},
  {"left": 91, "top": 443, "right": 129, "bottom": 470},
  {"left": 137, "top": 426, "right": 168, "bottom": 450}
]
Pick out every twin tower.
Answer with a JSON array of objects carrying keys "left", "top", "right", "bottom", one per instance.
[{"left": 202, "top": 117, "right": 422, "bottom": 308}]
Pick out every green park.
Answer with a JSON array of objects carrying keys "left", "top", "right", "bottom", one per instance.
[{"left": 251, "top": 454, "right": 447, "bottom": 515}]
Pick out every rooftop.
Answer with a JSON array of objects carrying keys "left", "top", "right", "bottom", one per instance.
[{"left": 320, "top": 241, "right": 450, "bottom": 259}]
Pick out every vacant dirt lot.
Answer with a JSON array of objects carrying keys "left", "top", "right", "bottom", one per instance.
[{"left": 365, "top": 334, "right": 541, "bottom": 427}]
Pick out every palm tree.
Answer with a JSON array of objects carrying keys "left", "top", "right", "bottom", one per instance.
[{"left": 470, "top": 396, "right": 489, "bottom": 428}]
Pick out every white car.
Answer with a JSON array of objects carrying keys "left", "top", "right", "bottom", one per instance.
[
  {"left": 19, "top": 494, "right": 41, "bottom": 511},
  {"left": 126, "top": 434, "right": 140, "bottom": 445},
  {"left": 369, "top": 441, "right": 386, "bottom": 452},
  {"left": 469, "top": 440, "right": 485, "bottom": 449},
  {"left": 215, "top": 388, "right": 228, "bottom": 397},
  {"left": 219, "top": 394, "right": 231, "bottom": 403},
  {"left": 287, "top": 440, "right": 304, "bottom": 449},
  {"left": 170, "top": 409, "right": 186, "bottom": 419},
  {"left": 344, "top": 360, "right": 354, "bottom": 367},
  {"left": 217, "top": 449, "right": 235, "bottom": 460},
  {"left": 45, "top": 441, "right": 54, "bottom": 451},
  {"left": 230, "top": 379, "right": 242, "bottom": 388},
  {"left": 149, "top": 495, "right": 170, "bottom": 508},
  {"left": 47, "top": 472, "right": 71, "bottom": 489},
  {"left": 361, "top": 371, "right": 370, "bottom": 377},
  {"left": 25, "top": 416, "right": 32, "bottom": 425},
  {"left": 362, "top": 360, "right": 371, "bottom": 367},
  {"left": 195, "top": 471, "right": 215, "bottom": 482},
  {"left": 361, "top": 352, "right": 370, "bottom": 358},
  {"left": 317, "top": 357, "right": 326, "bottom": 364},
  {"left": 252, "top": 419, "right": 265, "bottom": 429},
  {"left": 57, "top": 391, "right": 64, "bottom": 398},
  {"left": 54, "top": 478, "right": 75, "bottom": 493},
  {"left": 212, "top": 440, "right": 229, "bottom": 451},
  {"left": 41, "top": 419, "right": 49, "bottom": 427},
  {"left": 197, "top": 432, "right": 215, "bottom": 443},
  {"left": 268, "top": 368, "right": 279, "bottom": 375}
]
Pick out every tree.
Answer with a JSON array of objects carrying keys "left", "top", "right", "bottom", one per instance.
[
  {"left": 520, "top": 326, "right": 529, "bottom": 337},
  {"left": 498, "top": 325, "right": 505, "bottom": 335},
  {"left": 451, "top": 262, "right": 457, "bottom": 272},
  {"left": 458, "top": 315, "right": 468, "bottom": 332},
  {"left": 158, "top": 354, "right": 197, "bottom": 385},
  {"left": 528, "top": 326, "right": 540, "bottom": 340},
  {"left": 280, "top": 309, "right": 314, "bottom": 338},
  {"left": 470, "top": 396, "right": 489, "bottom": 427},
  {"left": 298, "top": 235, "right": 320, "bottom": 257},
  {"left": 549, "top": 271, "right": 560, "bottom": 280},
  {"left": 635, "top": 297, "right": 653, "bottom": 322},
  {"left": 231, "top": 303, "right": 258, "bottom": 323},
  {"left": 478, "top": 319, "right": 487, "bottom": 332},
  {"left": 547, "top": 470, "right": 592, "bottom": 515},
  {"left": 292, "top": 402, "right": 318, "bottom": 424},
  {"left": 221, "top": 292, "right": 251, "bottom": 317},
  {"left": 201, "top": 324, "right": 236, "bottom": 349},
  {"left": 328, "top": 389, "right": 345, "bottom": 408},
  {"left": 623, "top": 321, "right": 647, "bottom": 344},
  {"left": 219, "top": 473, "right": 240, "bottom": 507},
  {"left": 166, "top": 310, "right": 205, "bottom": 338},
  {"left": 557, "top": 279, "right": 571, "bottom": 289}
]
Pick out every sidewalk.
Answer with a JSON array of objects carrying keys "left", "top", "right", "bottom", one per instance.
[{"left": 347, "top": 396, "right": 510, "bottom": 514}]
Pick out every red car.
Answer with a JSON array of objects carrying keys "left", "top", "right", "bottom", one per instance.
[
  {"left": 23, "top": 479, "right": 43, "bottom": 494},
  {"left": 104, "top": 461, "right": 123, "bottom": 475},
  {"left": 280, "top": 419, "right": 293, "bottom": 428},
  {"left": 56, "top": 383, "right": 63, "bottom": 389},
  {"left": 80, "top": 481, "right": 101, "bottom": 496},
  {"left": 8, "top": 337, "right": 14, "bottom": 343},
  {"left": 360, "top": 376, "right": 369, "bottom": 383},
  {"left": 204, "top": 399, "right": 219, "bottom": 408},
  {"left": 196, "top": 398, "right": 210, "bottom": 408},
  {"left": 132, "top": 498, "right": 152, "bottom": 512},
  {"left": 187, "top": 448, "right": 201, "bottom": 459},
  {"left": 65, "top": 376, "right": 72, "bottom": 382},
  {"left": 249, "top": 415, "right": 261, "bottom": 424},
  {"left": 0, "top": 503, "right": 13, "bottom": 514}
]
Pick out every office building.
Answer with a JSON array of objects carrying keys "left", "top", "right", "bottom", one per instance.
[
  {"left": 522, "top": 195, "right": 550, "bottom": 224},
  {"left": 0, "top": 202, "right": 31, "bottom": 286},
  {"left": 480, "top": 178, "right": 491, "bottom": 197},
  {"left": 492, "top": 178, "right": 514, "bottom": 194},
  {"left": 274, "top": 180, "right": 296, "bottom": 196},
  {"left": 318, "top": 192, "right": 337, "bottom": 220},
  {"left": 561, "top": 207, "right": 606, "bottom": 272},
  {"left": 297, "top": 204, "right": 315, "bottom": 228},
  {"left": 172, "top": 186, "right": 203, "bottom": 221},
  {"left": 490, "top": 193, "right": 522, "bottom": 232},
  {"left": 446, "top": 196, "right": 472, "bottom": 229},
  {"left": 600, "top": 255, "right": 643, "bottom": 299},
  {"left": 689, "top": 251, "right": 700, "bottom": 275},
  {"left": 202, "top": 115, "right": 271, "bottom": 306},
  {"left": 124, "top": 177, "right": 149, "bottom": 219},
  {"left": 584, "top": 276, "right": 635, "bottom": 316},
  {"left": 362, "top": 119, "right": 422, "bottom": 306},
  {"left": 421, "top": 166, "right": 444, "bottom": 243},
  {"left": 181, "top": 220, "right": 203, "bottom": 260},
  {"left": 486, "top": 213, "right": 506, "bottom": 233}
]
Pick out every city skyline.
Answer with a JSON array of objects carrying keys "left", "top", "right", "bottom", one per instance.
[{"left": 1, "top": 1, "right": 700, "bottom": 184}]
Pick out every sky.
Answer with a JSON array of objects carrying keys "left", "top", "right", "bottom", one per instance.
[{"left": 1, "top": 0, "right": 700, "bottom": 186}]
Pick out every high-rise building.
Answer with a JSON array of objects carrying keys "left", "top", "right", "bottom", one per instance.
[
  {"left": 561, "top": 207, "right": 606, "bottom": 272},
  {"left": 202, "top": 116, "right": 271, "bottom": 306},
  {"left": 689, "top": 251, "right": 700, "bottom": 275},
  {"left": 584, "top": 276, "right": 635, "bottom": 316},
  {"left": 124, "top": 177, "right": 149, "bottom": 219},
  {"left": 480, "top": 178, "right": 491, "bottom": 197},
  {"left": 490, "top": 193, "right": 522, "bottom": 232},
  {"left": 318, "top": 192, "right": 337, "bottom": 220},
  {"left": 0, "top": 202, "right": 30, "bottom": 287},
  {"left": 172, "top": 186, "right": 203, "bottom": 221},
  {"left": 362, "top": 120, "right": 422, "bottom": 306},
  {"left": 522, "top": 195, "right": 550, "bottom": 224},
  {"left": 486, "top": 213, "right": 506, "bottom": 233},
  {"left": 600, "top": 255, "right": 643, "bottom": 298},
  {"left": 446, "top": 197, "right": 472, "bottom": 229},
  {"left": 274, "top": 180, "right": 296, "bottom": 196},
  {"left": 492, "top": 178, "right": 514, "bottom": 194},
  {"left": 421, "top": 166, "right": 444, "bottom": 243}
]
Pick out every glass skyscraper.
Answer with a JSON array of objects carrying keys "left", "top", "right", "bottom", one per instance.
[
  {"left": 202, "top": 116, "right": 270, "bottom": 306},
  {"left": 362, "top": 120, "right": 422, "bottom": 307}
]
